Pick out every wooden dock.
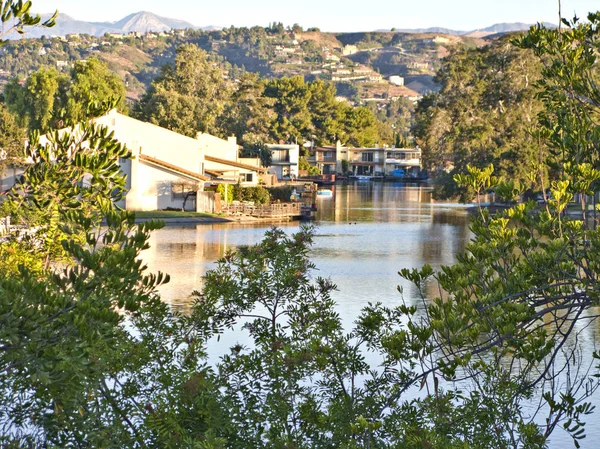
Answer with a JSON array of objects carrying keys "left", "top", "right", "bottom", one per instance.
[{"left": 223, "top": 202, "right": 312, "bottom": 220}]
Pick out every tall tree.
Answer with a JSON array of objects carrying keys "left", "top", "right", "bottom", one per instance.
[
  {"left": 264, "top": 76, "right": 382, "bottom": 148},
  {"left": 4, "top": 67, "right": 69, "bottom": 131},
  {"left": 64, "top": 58, "right": 127, "bottom": 124},
  {"left": 413, "top": 37, "right": 545, "bottom": 200},
  {"left": 133, "top": 44, "right": 232, "bottom": 137},
  {"left": 217, "top": 72, "right": 275, "bottom": 146},
  {"left": 0, "top": 103, "right": 25, "bottom": 174},
  {"left": 3, "top": 57, "right": 125, "bottom": 132},
  {"left": 264, "top": 75, "right": 313, "bottom": 144}
]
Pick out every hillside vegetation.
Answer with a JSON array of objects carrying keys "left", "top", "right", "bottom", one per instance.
[{"left": 0, "top": 24, "right": 489, "bottom": 103}]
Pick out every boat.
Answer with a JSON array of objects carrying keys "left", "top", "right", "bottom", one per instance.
[
  {"left": 352, "top": 175, "right": 372, "bottom": 181},
  {"left": 316, "top": 189, "right": 333, "bottom": 197}
]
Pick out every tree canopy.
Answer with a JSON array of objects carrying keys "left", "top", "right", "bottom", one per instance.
[
  {"left": 414, "top": 37, "right": 545, "bottom": 200},
  {"left": 0, "top": 103, "right": 24, "bottom": 173},
  {"left": 133, "top": 43, "right": 232, "bottom": 137},
  {"left": 3, "top": 57, "right": 126, "bottom": 132}
]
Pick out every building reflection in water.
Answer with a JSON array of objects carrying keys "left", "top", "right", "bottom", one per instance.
[{"left": 142, "top": 183, "right": 472, "bottom": 319}]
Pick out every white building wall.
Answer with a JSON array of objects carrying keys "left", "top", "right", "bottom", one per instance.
[
  {"left": 197, "top": 133, "right": 239, "bottom": 161},
  {"left": 95, "top": 111, "right": 205, "bottom": 175},
  {"left": 93, "top": 110, "right": 205, "bottom": 211},
  {"left": 266, "top": 144, "right": 299, "bottom": 179},
  {"left": 134, "top": 163, "right": 196, "bottom": 211}
]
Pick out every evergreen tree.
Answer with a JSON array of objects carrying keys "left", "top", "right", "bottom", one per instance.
[
  {"left": 134, "top": 44, "right": 232, "bottom": 137},
  {"left": 414, "top": 37, "right": 544, "bottom": 200}
]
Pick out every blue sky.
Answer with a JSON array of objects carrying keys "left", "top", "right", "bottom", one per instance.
[{"left": 33, "top": 0, "right": 600, "bottom": 32}]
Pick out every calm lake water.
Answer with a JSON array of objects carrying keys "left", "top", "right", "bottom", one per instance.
[{"left": 142, "top": 182, "right": 599, "bottom": 448}]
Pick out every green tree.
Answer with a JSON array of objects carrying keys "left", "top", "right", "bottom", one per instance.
[
  {"left": 396, "top": 14, "right": 600, "bottom": 447},
  {"left": 218, "top": 72, "right": 275, "bottom": 146},
  {"left": 0, "top": 101, "right": 225, "bottom": 447},
  {"left": 3, "top": 57, "right": 125, "bottom": 132},
  {"left": 189, "top": 225, "right": 557, "bottom": 449},
  {"left": 515, "top": 12, "right": 600, "bottom": 210},
  {"left": 264, "top": 76, "right": 381, "bottom": 148},
  {"left": 414, "top": 36, "right": 545, "bottom": 200},
  {"left": 64, "top": 57, "right": 127, "bottom": 123},
  {"left": 336, "top": 103, "right": 380, "bottom": 147},
  {"left": 4, "top": 67, "right": 69, "bottom": 131},
  {"left": 265, "top": 75, "right": 313, "bottom": 144},
  {"left": 0, "top": 103, "right": 24, "bottom": 174},
  {"left": 134, "top": 43, "right": 232, "bottom": 137}
]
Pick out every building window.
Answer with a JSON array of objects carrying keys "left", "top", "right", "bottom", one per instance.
[
  {"left": 361, "top": 152, "right": 374, "bottom": 162},
  {"left": 239, "top": 173, "right": 253, "bottom": 183},
  {"left": 322, "top": 151, "right": 333, "bottom": 158}
]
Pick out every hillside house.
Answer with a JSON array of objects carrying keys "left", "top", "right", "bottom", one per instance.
[
  {"left": 342, "top": 45, "right": 358, "bottom": 56},
  {"left": 389, "top": 75, "right": 404, "bottom": 86}
]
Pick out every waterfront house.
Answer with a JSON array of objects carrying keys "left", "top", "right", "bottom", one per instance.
[
  {"left": 197, "top": 132, "right": 266, "bottom": 186},
  {"left": 1, "top": 110, "right": 266, "bottom": 211},
  {"left": 304, "top": 141, "right": 422, "bottom": 178},
  {"left": 86, "top": 110, "right": 210, "bottom": 211},
  {"left": 309, "top": 146, "right": 338, "bottom": 175},
  {"left": 345, "top": 146, "right": 387, "bottom": 176},
  {"left": 266, "top": 144, "right": 299, "bottom": 179},
  {"left": 384, "top": 147, "right": 422, "bottom": 177}
]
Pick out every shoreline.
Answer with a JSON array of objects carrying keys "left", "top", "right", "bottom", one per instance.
[{"left": 132, "top": 215, "right": 304, "bottom": 225}]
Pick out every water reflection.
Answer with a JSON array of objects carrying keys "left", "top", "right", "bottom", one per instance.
[
  {"left": 141, "top": 182, "right": 598, "bottom": 448},
  {"left": 143, "top": 183, "right": 472, "bottom": 318}
]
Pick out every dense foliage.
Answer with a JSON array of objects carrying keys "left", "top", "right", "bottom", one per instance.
[
  {"left": 414, "top": 36, "right": 545, "bottom": 200},
  {"left": 132, "top": 43, "right": 383, "bottom": 147},
  {"left": 133, "top": 44, "right": 232, "bottom": 137},
  {"left": 2, "top": 4, "right": 600, "bottom": 449},
  {"left": 0, "top": 103, "right": 23, "bottom": 173},
  {"left": 3, "top": 57, "right": 126, "bottom": 132}
]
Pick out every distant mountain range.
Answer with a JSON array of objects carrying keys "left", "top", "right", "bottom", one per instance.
[
  {"left": 6, "top": 11, "right": 218, "bottom": 39},
  {"left": 383, "top": 22, "right": 557, "bottom": 37},
  {"left": 7, "top": 11, "right": 557, "bottom": 40}
]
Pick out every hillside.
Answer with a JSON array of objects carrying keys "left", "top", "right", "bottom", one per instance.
[{"left": 0, "top": 24, "right": 499, "bottom": 103}]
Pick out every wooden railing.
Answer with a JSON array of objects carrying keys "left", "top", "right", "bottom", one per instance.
[{"left": 224, "top": 202, "right": 304, "bottom": 218}]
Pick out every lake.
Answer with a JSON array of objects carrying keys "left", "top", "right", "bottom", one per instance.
[{"left": 142, "top": 182, "right": 599, "bottom": 448}]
